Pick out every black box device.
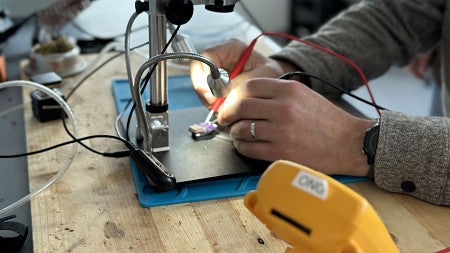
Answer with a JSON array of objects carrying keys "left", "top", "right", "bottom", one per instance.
[{"left": 30, "top": 88, "right": 65, "bottom": 122}]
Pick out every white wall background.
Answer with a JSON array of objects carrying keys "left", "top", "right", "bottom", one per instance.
[
  {"left": 236, "top": 0, "right": 291, "bottom": 32},
  {"left": 2, "top": 0, "right": 291, "bottom": 32}
]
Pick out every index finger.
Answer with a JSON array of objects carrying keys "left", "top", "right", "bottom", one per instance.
[{"left": 218, "top": 78, "right": 292, "bottom": 125}]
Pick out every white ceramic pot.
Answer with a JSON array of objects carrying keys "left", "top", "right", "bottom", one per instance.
[{"left": 26, "top": 43, "right": 86, "bottom": 77}]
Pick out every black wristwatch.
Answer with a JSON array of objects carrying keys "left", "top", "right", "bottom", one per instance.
[{"left": 363, "top": 118, "right": 380, "bottom": 165}]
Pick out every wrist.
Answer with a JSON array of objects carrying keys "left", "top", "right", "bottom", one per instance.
[
  {"left": 275, "top": 59, "right": 312, "bottom": 87},
  {"left": 276, "top": 59, "right": 299, "bottom": 73},
  {"left": 345, "top": 118, "right": 378, "bottom": 177},
  {"left": 362, "top": 118, "right": 380, "bottom": 177}
]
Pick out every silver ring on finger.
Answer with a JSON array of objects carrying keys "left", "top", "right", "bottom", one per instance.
[{"left": 250, "top": 121, "right": 257, "bottom": 139}]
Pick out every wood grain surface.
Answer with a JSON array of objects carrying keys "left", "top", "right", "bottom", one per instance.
[{"left": 22, "top": 51, "right": 450, "bottom": 253}]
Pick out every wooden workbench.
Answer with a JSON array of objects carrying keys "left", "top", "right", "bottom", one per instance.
[{"left": 22, "top": 49, "right": 450, "bottom": 252}]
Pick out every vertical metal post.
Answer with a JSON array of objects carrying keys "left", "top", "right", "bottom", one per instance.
[
  {"left": 147, "top": 0, "right": 170, "bottom": 152},
  {"left": 143, "top": 0, "right": 239, "bottom": 152}
]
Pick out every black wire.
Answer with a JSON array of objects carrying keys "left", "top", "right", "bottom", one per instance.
[
  {"left": 124, "top": 70, "right": 151, "bottom": 141},
  {"left": 60, "top": 112, "right": 133, "bottom": 157},
  {"left": 65, "top": 41, "right": 149, "bottom": 100},
  {"left": 59, "top": 24, "right": 181, "bottom": 157},
  {"left": 0, "top": 134, "right": 134, "bottom": 159},
  {"left": 2, "top": 51, "right": 138, "bottom": 159},
  {"left": 70, "top": 20, "right": 149, "bottom": 41},
  {"left": 279, "top": 71, "right": 388, "bottom": 111},
  {"left": 0, "top": 27, "right": 171, "bottom": 159},
  {"left": 124, "top": 24, "right": 181, "bottom": 141},
  {"left": 58, "top": 41, "right": 150, "bottom": 158},
  {"left": 1, "top": 22, "right": 148, "bottom": 161},
  {"left": 65, "top": 52, "right": 121, "bottom": 100}
]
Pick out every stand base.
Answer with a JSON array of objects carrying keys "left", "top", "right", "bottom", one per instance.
[{"left": 112, "top": 76, "right": 367, "bottom": 207}]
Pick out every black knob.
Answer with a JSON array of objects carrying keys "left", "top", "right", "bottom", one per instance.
[
  {"left": 205, "top": 0, "right": 235, "bottom": 13},
  {"left": 165, "top": 0, "right": 194, "bottom": 25},
  {"left": 134, "top": 0, "right": 149, "bottom": 14}
]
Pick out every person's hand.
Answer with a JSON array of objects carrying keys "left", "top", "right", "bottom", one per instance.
[
  {"left": 218, "top": 77, "right": 374, "bottom": 176},
  {"left": 190, "top": 39, "right": 297, "bottom": 108},
  {"left": 407, "top": 49, "right": 436, "bottom": 80}
]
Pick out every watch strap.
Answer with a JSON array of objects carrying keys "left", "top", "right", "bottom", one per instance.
[{"left": 363, "top": 118, "right": 380, "bottom": 177}]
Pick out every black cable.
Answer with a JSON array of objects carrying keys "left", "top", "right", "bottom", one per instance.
[
  {"left": 124, "top": 24, "right": 181, "bottom": 141},
  {"left": 124, "top": 69, "right": 151, "bottom": 140},
  {"left": 70, "top": 20, "right": 149, "bottom": 40},
  {"left": 0, "top": 28, "right": 160, "bottom": 160},
  {"left": 60, "top": 112, "right": 132, "bottom": 157},
  {"left": 0, "top": 134, "right": 134, "bottom": 159},
  {"left": 279, "top": 71, "right": 388, "bottom": 111},
  {"left": 60, "top": 24, "right": 181, "bottom": 157},
  {"left": 65, "top": 41, "right": 149, "bottom": 100},
  {"left": 65, "top": 52, "right": 121, "bottom": 100},
  {"left": 59, "top": 41, "right": 151, "bottom": 158},
  {"left": 0, "top": 51, "right": 140, "bottom": 159}
]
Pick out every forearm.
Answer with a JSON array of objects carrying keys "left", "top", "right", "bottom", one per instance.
[{"left": 272, "top": 0, "right": 444, "bottom": 96}]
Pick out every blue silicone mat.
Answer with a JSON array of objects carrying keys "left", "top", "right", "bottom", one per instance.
[{"left": 112, "top": 75, "right": 367, "bottom": 207}]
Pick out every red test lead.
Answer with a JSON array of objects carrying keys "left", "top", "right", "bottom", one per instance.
[
  {"left": 204, "top": 31, "right": 379, "bottom": 123},
  {"left": 205, "top": 97, "right": 225, "bottom": 123},
  {"left": 204, "top": 38, "right": 259, "bottom": 123}
]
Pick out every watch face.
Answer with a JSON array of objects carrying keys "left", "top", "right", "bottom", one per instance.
[{"left": 364, "top": 124, "right": 380, "bottom": 165}]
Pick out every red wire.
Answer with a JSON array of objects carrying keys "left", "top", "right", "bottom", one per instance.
[
  {"left": 210, "top": 38, "right": 258, "bottom": 112},
  {"left": 210, "top": 31, "right": 381, "bottom": 117}
]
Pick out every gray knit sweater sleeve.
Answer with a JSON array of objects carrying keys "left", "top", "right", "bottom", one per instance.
[
  {"left": 272, "top": 0, "right": 444, "bottom": 95},
  {"left": 271, "top": 0, "right": 450, "bottom": 205},
  {"left": 377, "top": 111, "right": 450, "bottom": 205}
]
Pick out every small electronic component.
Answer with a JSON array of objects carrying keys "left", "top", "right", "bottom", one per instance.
[
  {"left": 29, "top": 71, "right": 62, "bottom": 86},
  {"left": 244, "top": 160, "right": 399, "bottom": 253},
  {"left": 188, "top": 122, "right": 217, "bottom": 140},
  {"left": 30, "top": 88, "right": 65, "bottom": 122}
]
